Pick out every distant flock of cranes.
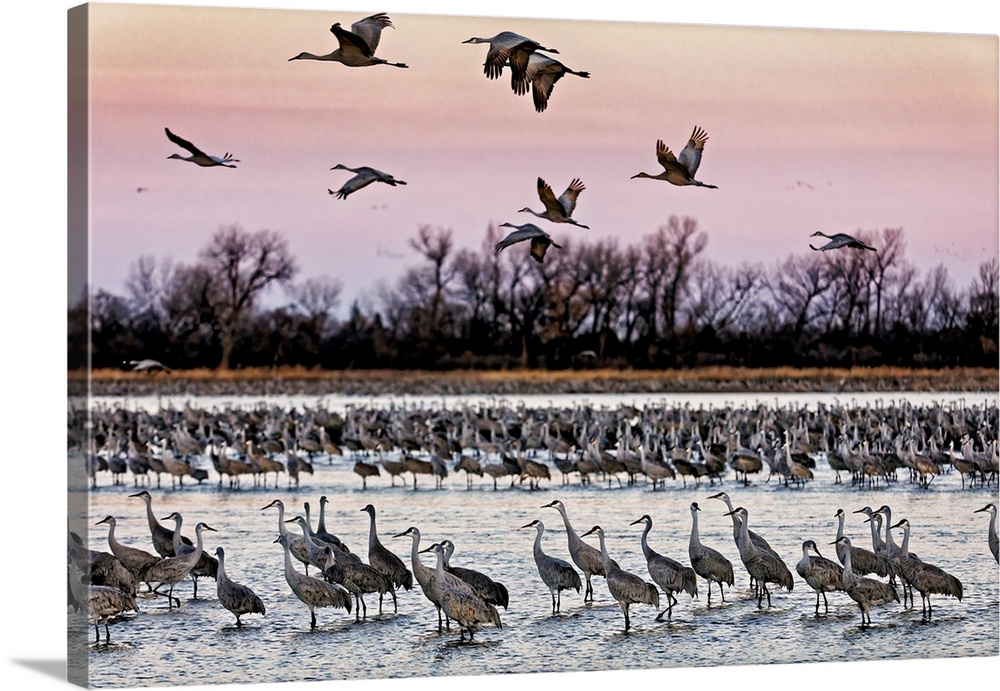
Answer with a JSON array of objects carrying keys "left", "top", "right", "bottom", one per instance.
[
  {"left": 159, "top": 11, "right": 880, "bottom": 265},
  {"left": 71, "top": 490, "right": 996, "bottom": 643}
]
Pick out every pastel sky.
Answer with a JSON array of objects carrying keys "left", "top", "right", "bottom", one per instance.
[{"left": 78, "top": 1, "right": 998, "bottom": 311}]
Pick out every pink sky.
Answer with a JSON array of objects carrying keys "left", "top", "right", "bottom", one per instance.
[{"left": 80, "top": 2, "right": 998, "bottom": 313}]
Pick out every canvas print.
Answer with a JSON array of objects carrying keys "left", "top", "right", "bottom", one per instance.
[{"left": 66, "top": 2, "right": 999, "bottom": 690}]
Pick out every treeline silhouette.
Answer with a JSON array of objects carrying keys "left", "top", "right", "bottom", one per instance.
[{"left": 69, "top": 219, "right": 999, "bottom": 372}]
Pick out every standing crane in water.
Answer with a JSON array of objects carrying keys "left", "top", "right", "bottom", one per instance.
[
  {"left": 688, "top": 502, "right": 734, "bottom": 606},
  {"left": 795, "top": 540, "right": 844, "bottom": 615},
  {"left": 629, "top": 515, "right": 697, "bottom": 620},
  {"left": 974, "top": 503, "right": 999, "bottom": 563},
  {"left": 214, "top": 546, "right": 265, "bottom": 627},
  {"left": 421, "top": 543, "right": 502, "bottom": 641},
  {"left": 440, "top": 540, "right": 509, "bottom": 610},
  {"left": 889, "top": 519, "right": 963, "bottom": 620},
  {"left": 360, "top": 504, "right": 413, "bottom": 613},
  {"left": 580, "top": 526, "right": 659, "bottom": 632},
  {"left": 68, "top": 564, "right": 138, "bottom": 643},
  {"left": 274, "top": 534, "right": 351, "bottom": 629},
  {"left": 542, "top": 499, "right": 617, "bottom": 603},
  {"left": 724, "top": 507, "right": 794, "bottom": 608},
  {"left": 832, "top": 536, "right": 898, "bottom": 627},
  {"left": 520, "top": 519, "right": 581, "bottom": 614}
]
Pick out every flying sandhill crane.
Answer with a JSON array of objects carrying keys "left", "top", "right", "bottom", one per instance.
[
  {"left": 421, "top": 543, "right": 503, "bottom": 640},
  {"left": 145, "top": 522, "right": 216, "bottom": 609},
  {"left": 289, "top": 13, "right": 408, "bottom": 68},
  {"left": 832, "top": 536, "right": 898, "bottom": 627},
  {"left": 164, "top": 127, "right": 238, "bottom": 168},
  {"left": 580, "top": 526, "right": 659, "bottom": 631},
  {"left": 542, "top": 499, "right": 617, "bottom": 603},
  {"left": 68, "top": 564, "right": 138, "bottom": 643},
  {"left": 518, "top": 177, "right": 589, "bottom": 229},
  {"left": 688, "top": 502, "right": 734, "bottom": 606},
  {"left": 974, "top": 503, "right": 999, "bottom": 563},
  {"left": 128, "top": 358, "right": 170, "bottom": 374},
  {"left": 889, "top": 519, "right": 963, "bottom": 619},
  {"left": 328, "top": 164, "right": 407, "bottom": 199},
  {"left": 494, "top": 222, "right": 562, "bottom": 263},
  {"left": 521, "top": 52, "right": 590, "bottom": 113},
  {"left": 631, "top": 127, "right": 717, "bottom": 189},
  {"left": 440, "top": 539, "right": 510, "bottom": 610},
  {"left": 94, "top": 515, "right": 159, "bottom": 590},
  {"left": 360, "top": 504, "right": 413, "bottom": 613},
  {"left": 321, "top": 544, "right": 393, "bottom": 622},
  {"left": 724, "top": 507, "right": 794, "bottom": 608},
  {"left": 214, "top": 546, "right": 265, "bottom": 627},
  {"left": 274, "top": 534, "right": 351, "bottom": 629},
  {"left": 795, "top": 540, "right": 844, "bottom": 615},
  {"left": 809, "top": 231, "right": 877, "bottom": 252},
  {"left": 462, "top": 31, "right": 558, "bottom": 91},
  {"left": 630, "top": 515, "right": 698, "bottom": 620},
  {"left": 520, "top": 519, "right": 581, "bottom": 614},
  {"left": 833, "top": 509, "right": 892, "bottom": 579}
]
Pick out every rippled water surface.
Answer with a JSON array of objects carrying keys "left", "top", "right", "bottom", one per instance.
[{"left": 72, "top": 392, "right": 1000, "bottom": 688}]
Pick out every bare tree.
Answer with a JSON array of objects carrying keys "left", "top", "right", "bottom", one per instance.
[
  {"left": 767, "top": 254, "right": 832, "bottom": 339},
  {"left": 198, "top": 225, "right": 298, "bottom": 369}
]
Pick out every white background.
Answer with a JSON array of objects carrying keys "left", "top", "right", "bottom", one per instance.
[{"left": 2, "top": 2, "right": 998, "bottom": 691}]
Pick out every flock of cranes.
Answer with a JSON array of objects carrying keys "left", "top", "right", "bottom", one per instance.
[
  {"left": 71, "top": 486, "right": 995, "bottom": 643},
  {"left": 158, "top": 11, "right": 883, "bottom": 265}
]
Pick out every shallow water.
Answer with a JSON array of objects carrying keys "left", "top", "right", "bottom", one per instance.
[{"left": 73, "top": 392, "right": 1000, "bottom": 688}]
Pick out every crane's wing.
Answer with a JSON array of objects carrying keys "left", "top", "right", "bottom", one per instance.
[
  {"left": 557, "top": 178, "right": 585, "bottom": 216},
  {"left": 525, "top": 54, "right": 565, "bottom": 113},
  {"left": 655, "top": 139, "right": 684, "bottom": 174},
  {"left": 350, "top": 13, "right": 394, "bottom": 53},
  {"left": 677, "top": 126, "right": 709, "bottom": 177},
  {"left": 331, "top": 22, "right": 374, "bottom": 57},
  {"left": 484, "top": 32, "right": 532, "bottom": 81},
  {"left": 494, "top": 226, "right": 547, "bottom": 253},
  {"left": 165, "top": 128, "right": 206, "bottom": 157},
  {"left": 536, "top": 178, "right": 565, "bottom": 217},
  {"left": 530, "top": 235, "right": 562, "bottom": 263}
]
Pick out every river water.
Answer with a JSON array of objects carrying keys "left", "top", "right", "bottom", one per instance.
[{"left": 71, "top": 392, "right": 1000, "bottom": 689}]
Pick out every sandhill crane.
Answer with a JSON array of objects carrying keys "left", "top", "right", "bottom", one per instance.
[
  {"left": 462, "top": 31, "right": 558, "bottom": 91},
  {"left": 724, "top": 507, "right": 794, "bottom": 608},
  {"left": 421, "top": 543, "right": 502, "bottom": 640},
  {"left": 521, "top": 52, "right": 590, "bottom": 113},
  {"left": 164, "top": 127, "right": 238, "bottom": 168},
  {"left": 832, "top": 536, "right": 898, "bottom": 627},
  {"left": 321, "top": 544, "right": 392, "bottom": 622},
  {"left": 163, "top": 511, "right": 219, "bottom": 599},
  {"left": 834, "top": 509, "right": 892, "bottom": 579},
  {"left": 708, "top": 492, "right": 780, "bottom": 588},
  {"left": 889, "top": 519, "right": 963, "bottom": 619},
  {"left": 631, "top": 127, "right": 717, "bottom": 188},
  {"left": 392, "top": 526, "right": 453, "bottom": 631},
  {"left": 214, "top": 546, "right": 265, "bottom": 627},
  {"left": 440, "top": 539, "right": 509, "bottom": 610},
  {"left": 94, "top": 515, "right": 159, "bottom": 589},
  {"left": 68, "top": 532, "right": 137, "bottom": 597},
  {"left": 809, "top": 231, "right": 877, "bottom": 252},
  {"left": 360, "top": 504, "right": 413, "bottom": 613},
  {"left": 260, "top": 499, "right": 312, "bottom": 573},
  {"left": 128, "top": 358, "right": 170, "bottom": 373},
  {"left": 145, "top": 522, "right": 216, "bottom": 609},
  {"left": 130, "top": 490, "right": 194, "bottom": 558},
  {"left": 518, "top": 177, "right": 589, "bottom": 229},
  {"left": 353, "top": 460, "right": 381, "bottom": 489},
  {"left": 688, "top": 502, "right": 735, "bottom": 605},
  {"left": 328, "top": 165, "right": 407, "bottom": 199},
  {"left": 580, "top": 526, "right": 659, "bottom": 631},
  {"left": 542, "top": 499, "right": 616, "bottom": 603},
  {"left": 285, "top": 515, "right": 336, "bottom": 572},
  {"left": 520, "top": 519, "right": 580, "bottom": 614},
  {"left": 494, "top": 222, "right": 562, "bottom": 263},
  {"left": 974, "top": 503, "right": 999, "bottom": 563},
  {"left": 68, "top": 565, "right": 138, "bottom": 643},
  {"left": 289, "top": 13, "right": 407, "bottom": 68},
  {"left": 315, "top": 496, "right": 353, "bottom": 556},
  {"left": 274, "top": 534, "right": 351, "bottom": 629},
  {"left": 630, "top": 515, "right": 698, "bottom": 620},
  {"left": 454, "top": 454, "right": 484, "bottom": 488},
  {"left": 795, "top": 540, "right": 844, "bottom": 615}
]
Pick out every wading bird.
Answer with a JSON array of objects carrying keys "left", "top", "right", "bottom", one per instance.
[
  {"left": 974, "top": 503, "right": 999, "bottom": 563},
  {"left": 328, "top": 165, "right": 406, "bottom": 199},
  {"left": 274, "top": 534, "right": 351, "bottom": 629},
  {"left": 289, "top": 13, "right": 408, "bottom": 68},
  {"left": 688, "top": 502, "right": 733, "bottom": 605},
  {"left": 889, "top": 519, "right": 963, "bottom": 619},
  {"left": 832, "top": 536, "right": 898, "bottom": 627},
  {"left": 795, "top": 540, "right": 844, "bottom": 615},
  {"left": 145, "top": 522, "right": 216, "bottom": 609},
  {"left": 542, "top": 499, "right": 616, "bottom": 603},
  {"left": 630, "top": 515, "right": 698, "bottom": 620},
  {"left": 520, "top": 519, "right": 581, "bottom": 614},
  {"left": 165, "top": 127, "right": 238, "bottom": 168},
  {"left": 214, "top": 546, "right": 265, "bottom": 627},
  {"left": 421, "top": 543, "right": 502, "bottom": 641},
  {"left": 68, "top": 565, "right": 138, "bottom": 644},
  {"left": 494, "top": 222, "right": 562, "bottom": 263},
  {"left": 518, "top": 177, "right": 589, "bottom": 229},
  {"left": 580, "top": 526, "right": 659, "bottom": 632},
  {"left": 724, "top": 507, "right": 794, "bottom": 608},
  {"left": 809, "top": 231, "right": 877, "bottom": 252},
  {"left": 440, "top": 539, "right": 509, "bottom": 610},
  {"left": 631, "top": 126, "right": 717, "bottom": 188},
  {"left": 360, "top": 504, "right": 412, "bottom": 613}
]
